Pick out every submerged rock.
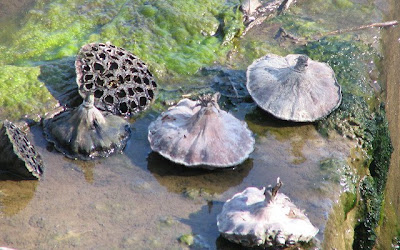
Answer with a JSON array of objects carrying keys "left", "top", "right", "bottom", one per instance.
[
  {"left": 148, "top": 93, "right": 255, "bottom": 168},
  {"left": 246, "top": 54, "right": 342, "bottom": 122},
  {"left": 0, "top": 120, "right": 43, "bottom": 179},
  {"left": 43, "top": 94, "right": 130, "bottom": 160},
  {"left": 217, "top": 180, "right": 318, "bottom": 247},
  {"left": 76, "top": 42, "right": 157, "bottom": 117}
]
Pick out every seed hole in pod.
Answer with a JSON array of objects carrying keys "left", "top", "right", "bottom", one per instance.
[
  {"left": 118, "top": 75, "right": 124, "bottom": 84},
  {"left": 94, "top": 63, "right": 105, "bottom": 73},
  {"left": 151, "top": 81, "right": 157, "bottom": 88},
  {"left": 143, "top": 77, "right": 150, "bottom": 85},
  {"left": 119, "top": 102, "right": 128, "bottom": 114},
  {"left": 109, "top": 62, "right": 119, "bottom": 70},
  {"left": 83, "top": 65, "right": 91, "bottom": 71},
  {"left": 106, "top": 49, "right": 112, "bottom": 53},
  {"left": 99, "top": 53, "right": 106, "bottom": 60},
  {"left": 133, "top": 76, "right": 142, "bottom": 84},
  {"left": 129, "top": 55, "right": 137, "bottom": 60},
  {"left": 128, "top": 88, "right": 134, "bottom": 96},
  {"left": 105, "top": 73, "right": 114, "bottom": 78},
  {"left": 111, "top": 56, "right": 118, "bottom": 60},
  {"left": 85, "top": 83, "right": 94, "bottom": 90},
  {"left": 117, "top": 89, "right": 126, "bottom": 98},
  {"left": 125, "top": 59, "right": 133, "bottom": 65},
  {"left": 125, "top": 75, "right": 131, "bottom": 81},
  {"left": 99, "top": 44, "right": 106, "bottom": 47},
  {"left": 96, "top": 77, "right": 104, "bottom": 86},
  {"left": 130, "top": 100, "right": 138, "bottom": 109},
  {"left": 118, "top": 51, "right": 125, "bottom": 56},
  {"left": 136, "top": 87, "right": 144, "bottom": 92},
  {"left": 84, "top": 74, "right": 93, "bottom": 81},
  {"left": 148, "top": 90, "right": 154, "bottom": 99},
  {"left": 92, "top": 46, "right": 99, "bottom": 51},
  {"left": 139, "top": 96, "right": 147, "bottom": 107},
  {"left": 85, "top": 53, "right": 94, "bottom": 57},
  {"left": 94, "top": 89, "right": 104, "bottom": 98},
  {"left": 110, "top": 44, "right": 116, "bottom": 48},
  {"left": 104, "top": 95, "right": 114, "bottom": 104},
  {"left": 130, "top": 67, "right": 138, "bottom": 73},
  {"left": 146, "top": 69, "right": 153, "bottom": 77},
  {"left": 137, "top": 62, "right": 144, "bottom": 68}
]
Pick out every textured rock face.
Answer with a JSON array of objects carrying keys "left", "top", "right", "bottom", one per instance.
[
  {"left": 0, "top": 120, "right": 43, "bottom": 179},
  {"left": 76, "top": 42, "right": 157, "bottom": 117},
  {"left": 246, "top": 54, "right": 342, "bottom": 122},
  {"left": 43, "top": 95, "right": 131, "bottom": 160},
  {"left": 148, "top": 93, "right": 255, "bottom": 168},
  {"left": 217, "top": 186, "right": 318, "bottom": 247}
]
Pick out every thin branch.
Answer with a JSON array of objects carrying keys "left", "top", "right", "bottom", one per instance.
[
  {"left": 276, "top": 20, "right": 399, "bottom": 44},
  {"left": 321, "top": 20, "right": 399, "bottom": 37}
]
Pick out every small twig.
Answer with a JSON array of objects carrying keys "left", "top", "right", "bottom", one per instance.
[
  {"left": 320, "top": 20, "right": 399, "bottom": 37},
  {"left": 276, "top": 20, "right": 398, "bottom": 44}
]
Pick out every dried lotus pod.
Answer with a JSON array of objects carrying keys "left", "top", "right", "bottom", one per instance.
[
  {"left": 75, "top": 42, "right": 157, "bottom": 116},
  {"left": 0, "top": 120, "right": 43, "bottom": 179},
  {"left": 148, "top": 93, "right": 255, "bottom": 168},
  {"left": 217, "top": 180, "right": 318, "bottom": 247},
  {"left": 43, "top": 94, "right": 130, "bottom": 160},
  {"left": 246, "top": 54, "right": 342, "bottom": 122}
]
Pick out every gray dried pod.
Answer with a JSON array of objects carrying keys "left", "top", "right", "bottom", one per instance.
[
  {"left": 217, "top": 179, "right": 318, "bottom": 247},
  {"left": 148, "top": 93, "right": 255, "bottom": 168},
  {"left": 0, "top": 120, "right": 43, "bottom": 179},
  {"left": 246, "top": 54, "right": 342, "bottom": 122},
  {"left": 43, "top": 94, "right": 130, "bottom": 160},
  {"left": 76, "top": 42, "right": 157, "bottom": 116}
]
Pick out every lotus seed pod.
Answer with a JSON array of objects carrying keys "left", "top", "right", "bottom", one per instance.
[
  {"left": 76, "top": 42, "right": 157, "bottom": 117},
  {"left": 246, "top": 54, "right": 342, "bottom": 122},
  {"left": 148, "top": 93, "right": 255, "bottom": 168},
  {"left": 43, "top": 94, "right": 130, "bottom": 160},
  {"left": 0, "top": 120, "right": 43, "bottom": 179},
  {"left": 217, "top": 184, "right": 318, "bottom": 247}
]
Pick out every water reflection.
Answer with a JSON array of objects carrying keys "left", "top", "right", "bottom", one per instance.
[
  {"left": 147, "top": 152, "right": 253, "bottom": 194},
  {"left": 0, "top": 180, "right": 38, "bottom": 216}
]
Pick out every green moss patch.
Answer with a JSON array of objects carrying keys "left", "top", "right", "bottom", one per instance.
[
  {"left": 0, "top": 0, "right": 243, "bottom": 82},
  {"left": 0, "top": 65, "right": 57, "bottom": 121}
]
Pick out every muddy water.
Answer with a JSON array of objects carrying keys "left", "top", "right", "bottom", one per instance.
[{"left": 376, "top": 0, "right": 400, "bottom": 248}]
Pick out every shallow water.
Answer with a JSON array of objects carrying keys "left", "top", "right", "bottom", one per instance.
[{"left": 0, "top": 0, "right": 397, "bottom": 249}]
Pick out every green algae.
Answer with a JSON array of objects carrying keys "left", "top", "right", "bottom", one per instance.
[
  {"left": 0, "top": 0, "right": 243, "bottom": 81},
  {"left": 0, "top": 65, "right": 57, "bottom": 121},
  {"left": 178, "top": 234, "right": 194, "bottom": 246}
]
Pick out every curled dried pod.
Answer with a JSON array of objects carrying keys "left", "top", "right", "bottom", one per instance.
[
  {"left": 148, "top": 93, "right": 254, "bottom": 168},
  {"left": 217, "top": 179, "right": 318, "bottom": 247},
  {"left": 43, "top": 94, "right": 130, "bottom": 160}
]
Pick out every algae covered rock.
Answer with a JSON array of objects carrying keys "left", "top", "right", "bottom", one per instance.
[
  {"left": 76, "top": 42, "right": 157, "bottom": 117},
  {"left": 0, "top": 120, "right": 44, "bottom": 179},
  {"left": 43, "top": 94, "right": 130, "bottom": 160}
]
